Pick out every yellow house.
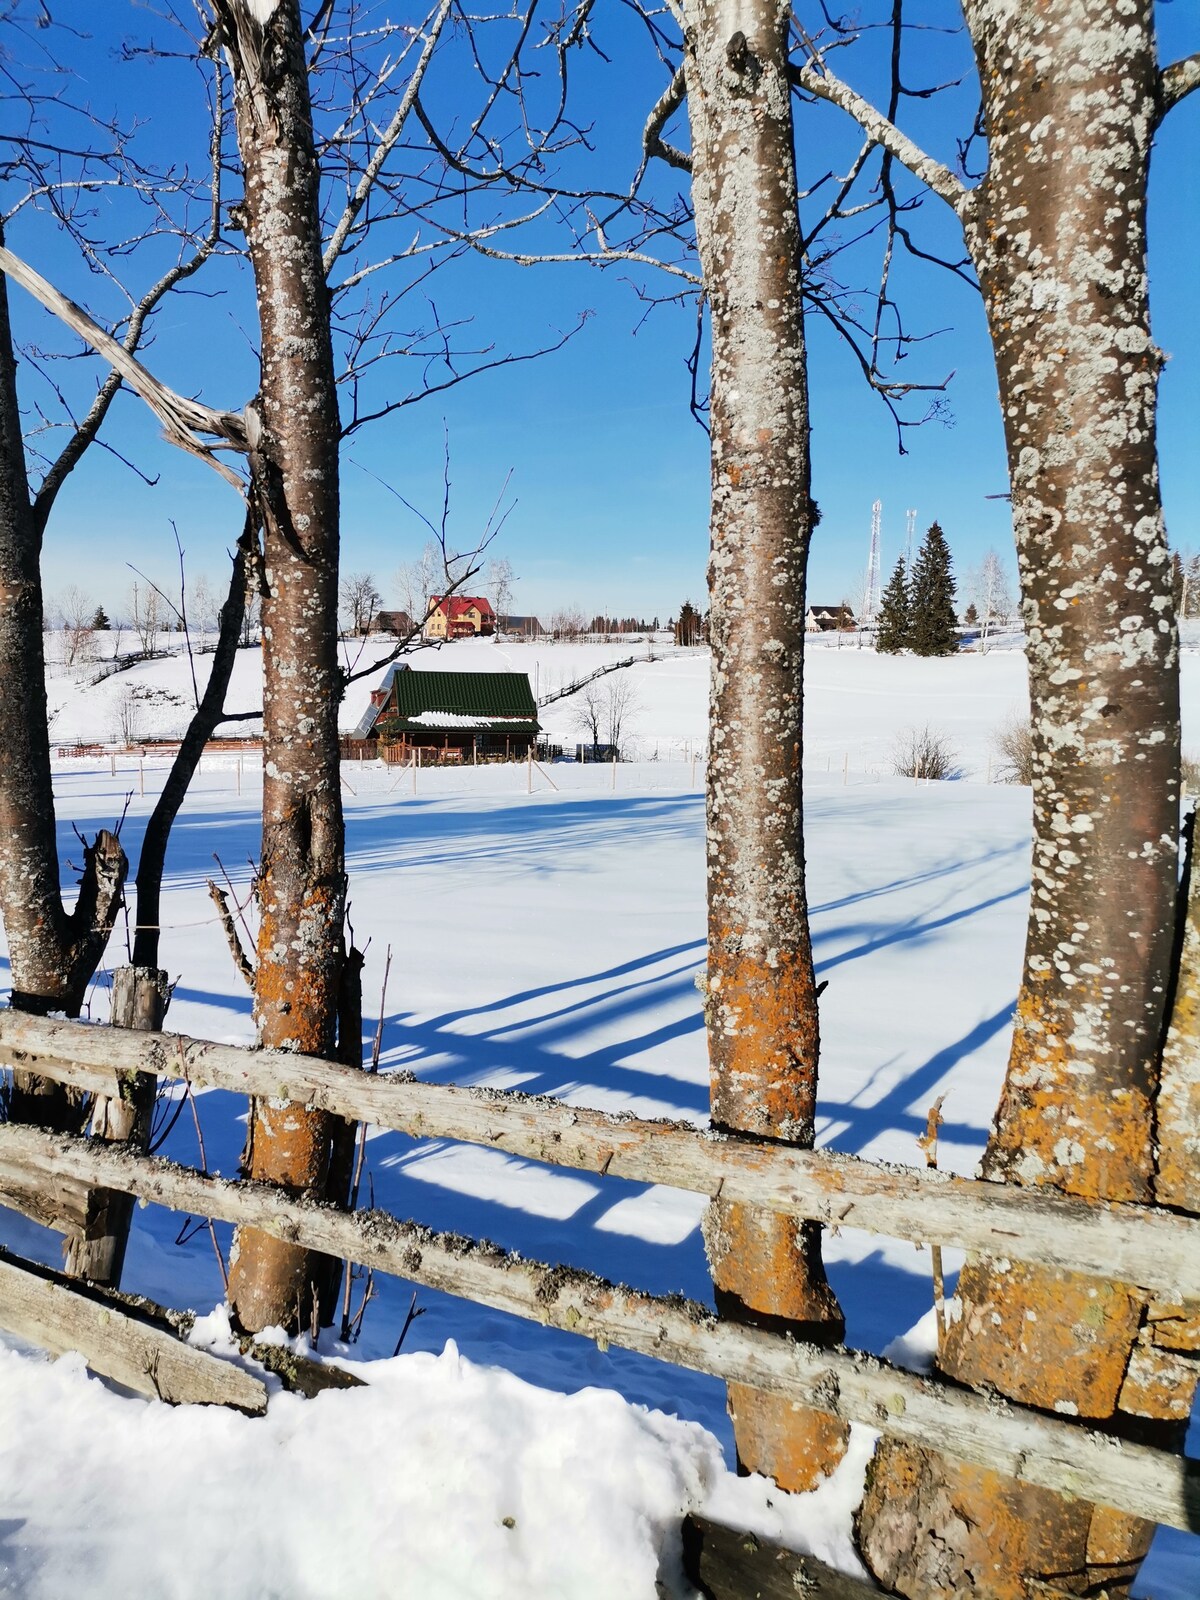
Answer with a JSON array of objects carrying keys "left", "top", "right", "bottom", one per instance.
[{"left": 423, "top": 595, "right": 496, "bottom": 640}]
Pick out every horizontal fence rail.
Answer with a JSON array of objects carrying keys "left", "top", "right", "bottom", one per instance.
[
  {"left": 2, "top": 1011, "right": 1199, "bottom": 1304},
  {"left": 0, "top": 1121, "right": 1196, "bottom": 1535}
]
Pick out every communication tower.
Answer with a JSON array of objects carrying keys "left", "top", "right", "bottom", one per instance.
[
  {"left": 905, "top": 508, "right": 917, "bottom": 567},
  {"left": 864, "top": 499, "right": 883, "bottom": 621}
]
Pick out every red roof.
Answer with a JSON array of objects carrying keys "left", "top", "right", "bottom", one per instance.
[{"left": 430, "top": 595, "right": 495, "bottom": 621}]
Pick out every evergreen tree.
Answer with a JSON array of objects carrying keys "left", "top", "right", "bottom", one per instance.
[
  {"left": 964, "top": 601, "right": 979, "bottom": 626},
  {"left": 1186, "top": 555, "right": 1200, "bottom": 620},
  {"left": 91, "top": 606, "right": 110, "bottom": 630},
  {"left": 875, "top": 557, "right": 912, "bottom": 653},
  {"left": 1170, "top": 550, "right": 1185, "bottom": 616},
  {"left": 908, "top": 521, "right": 959, "bottom": 656}
]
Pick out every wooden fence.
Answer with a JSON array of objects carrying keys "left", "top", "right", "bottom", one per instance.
[{"left": 0, "top": 1008, "right": 1197, "bottom": 1542}]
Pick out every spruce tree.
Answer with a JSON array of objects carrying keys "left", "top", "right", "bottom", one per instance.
[
  {"left": 908, "top": 521, "right": 959, "bottom": 656},
  {"left": 875, "top": 557, "right": 911, "bottom": 653},
  {"left": 1177, "top": 556, "right": 1196, "bottom": 617},
  {"left": 1186, "top": 554, "right": 1200, "bottom": 620}
]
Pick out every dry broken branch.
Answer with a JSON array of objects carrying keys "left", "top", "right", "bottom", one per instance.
[
  {"left": 207, "top": 880, "right": 256, "bottom": 990},
  {"left": 0, "top": 243, "right": 248, "bottom": 487}
]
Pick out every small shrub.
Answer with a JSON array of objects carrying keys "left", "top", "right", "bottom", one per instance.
[
  {"left": 891, "top": 724, "right": 961, "bottom": 782},
  {"left": 992, "top": 713, "right": 1034, "bottom": 786}
]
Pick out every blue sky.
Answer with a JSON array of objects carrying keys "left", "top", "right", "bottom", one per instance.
[{"left": 6, "top": 1, "right": 1198, "bottom": 625}]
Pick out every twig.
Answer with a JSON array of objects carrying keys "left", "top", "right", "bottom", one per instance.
[
  {"left": 206, "top": 881, "right": 255, "bottom": 990},
  {"left": 391, "top": 1288, "right": 425, "bottom": 1357},
  {"left": 340, "top": 946, "right": 392, "bottom": 1341},
  {"left": 181, "top": 1047, "right": 228, "bottom": 1297},
  {"left": 347, "top": 1268, "right": 376, "bottom": 1343},
  {"left": 214, "top": 852, "right": 258, "bottom": 946}
]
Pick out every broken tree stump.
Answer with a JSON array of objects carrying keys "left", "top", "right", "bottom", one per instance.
[{"left": 64, "top": 965, "right": 170, "bottom": 1286}]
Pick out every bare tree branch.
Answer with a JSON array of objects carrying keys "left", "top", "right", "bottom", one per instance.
[
  {"left": 32, "top": 63, "right": 229, "bottom": 532},
  {"left": 0, "top": 243, "right": 248, "bottom": 485},
  {"left": 322, "top": 0, "right": 453, "bottom": 276},
  {"left": 437, "top": 221, "right": 703, "bottom": 284},
  {"left": 338, "top": 314, "right": 592, "bottom": 437},
  {"left": 1158, "top": 51, "right": 1200, "bottom": 122},
  {"left": 634, "top": 63, "right": 691, "bottom": 184},
  {"left": 790, "top": 49, "right": 970, "bottom": 214}
]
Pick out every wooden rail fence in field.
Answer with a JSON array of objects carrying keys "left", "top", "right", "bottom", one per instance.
[{"left": 0, "top": 1009, "right": 1197, "bottom": 1541}]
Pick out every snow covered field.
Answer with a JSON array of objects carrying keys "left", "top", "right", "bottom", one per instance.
[{"left": 3, "top": 643, "right": 1198, "bottom": 1598}]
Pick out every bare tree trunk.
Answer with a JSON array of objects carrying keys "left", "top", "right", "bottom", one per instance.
[
  {"left": 682, "top": 0, "right": 846, "bottom": 1489},
  {"left": 0, "top": 229, "right": 126, "bottom": 1133},
  {"left": 131, "top": 534, "right": 251, "bottom": 969},
  {"left": 214, "top": 0, "right": 348, "bottom": 1335},
  {"left": 859, "top": 6, "right": 1194, "bottom": 1593}
]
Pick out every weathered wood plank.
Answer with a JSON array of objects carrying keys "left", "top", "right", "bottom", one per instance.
[
  {"left": 3, "top": 1010, "right": 1199, "bottom": 1303},
  {"left": 681, "top": 1514, "right": 880, "bottom": 1599},
  {"left": 0, "top": 1123, "right": 1196, "bottom": 1535},
  {"left": 0, "top": 1249, "right": 364, "bottom": 1399},
  {"left": 0, "top": 1171, "right": 89, "bottom": 1235},
  {"left": 0, "top": 1246, "right": 267, "bottom": 1411}
]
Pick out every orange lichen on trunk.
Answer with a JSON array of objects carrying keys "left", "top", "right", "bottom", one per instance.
[
  {"left": 704, "top": 941, "right": 849, "bottom": 1488},
  {"left": 859, "top": 1451, "right": 1144, "bottom": 1600},
  {"left": 986, "top": 991, "right": 1157, "bottom": 1206},
  {"left": 707, "top": 946, "right": 819, "bottom": 1139},
  {"left": 706, "top": 1195, "right": 845, "bottom": 1491}
]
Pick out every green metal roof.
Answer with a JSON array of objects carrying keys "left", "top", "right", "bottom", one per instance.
[{"left": 385, "top": 670, "right": 538, "bottom": 726}]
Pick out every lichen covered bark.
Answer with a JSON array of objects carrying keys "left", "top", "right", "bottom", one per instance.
[
  {"left": 215, "top": 0, "right": 347, "bottom": 1334},
  {"left": 683, "top": 0, "right": 846, "bottom": 1489},
  {"left": 859, "top": 5, "right": 1194, "bottom": 1594}
]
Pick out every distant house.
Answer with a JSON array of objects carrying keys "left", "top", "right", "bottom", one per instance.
[
  {"left": 499, "top": 614, "right": 545, "bottom": 639},
  {"left": 348, "top": 664, "right": 539, "bottom": 761},
  {"left": 371, "top": 609, "right": 415, "bottom": 637},
  {"left": 805, "top": 603, "right": 856, "bottom": 633},
  {"left": 424, "top": 595, "right": 496, "bottom": 640}
]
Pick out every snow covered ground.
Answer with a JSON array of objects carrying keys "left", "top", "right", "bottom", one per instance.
[
  {"left": 45, "top": 626, "right": 1200, "bottom": 776},
  {"left": 3, "top": 642, "right": 1198, "bottom": 1598}
]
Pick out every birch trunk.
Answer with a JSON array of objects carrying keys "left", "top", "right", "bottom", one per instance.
[
  {"left": 682, "top": 0, "right": 846, "bottom": 1489},
  {"left": 859, "top": 6, "right": 1194, "bottom": 1593},
  {"left": 214, "top": 0, "right": 348, "bottom": 1335},
  {"left": 0, "top": 226, "right": 126, "bottom": 1133}
]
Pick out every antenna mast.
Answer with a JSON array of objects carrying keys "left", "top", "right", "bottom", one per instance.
[
  {"left": 865, "top": 499, "right": 883, "bottom": 621},
  {"left": 905, "top": 508, "right": 917, "bottom": 568}
]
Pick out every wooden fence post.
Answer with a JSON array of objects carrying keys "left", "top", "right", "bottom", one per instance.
[{"left": 63, "top": 965, "right": 170, "bottom": 1287}]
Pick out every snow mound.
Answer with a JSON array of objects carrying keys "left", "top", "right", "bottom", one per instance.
[{"left": 0, "top": 1337, "right": 716, "bottom": 1599}]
